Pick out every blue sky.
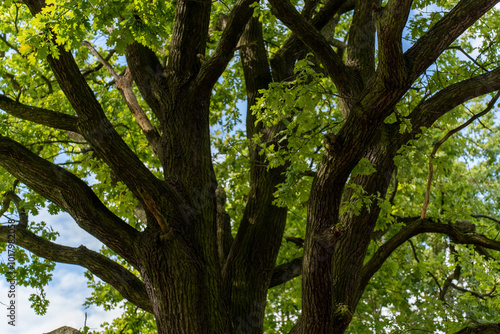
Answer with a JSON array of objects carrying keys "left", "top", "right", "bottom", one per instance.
[{"left": 1, "top": 211, "right": 123, "bottom": 333}]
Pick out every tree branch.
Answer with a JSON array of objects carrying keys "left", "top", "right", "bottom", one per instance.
[
  {"left": 0, "top": 136, "right": 140, "bottom": 265},
  {"left": 81, "top": 41, "right": 120, "bottom": 78},
  {"left": 0, "top": 226, "right": 152, "bottom": 313},
  {"left": 301, "top": 0, "right": 321, "bottom": 20},
  {"left": 216, "top": 185, "right": 233, "bottom": 268},
  {"left": 81, "top": 49, "right": 116, "bottom": 76},
  {"left": 360, "top": 217, "right": 500, "bottom": 292},
  {"left": 450, "top": 282, "right": 496, "bottom": 300},
  {"left": 125, "top": 42, "right": 165, "bottom": 124},
  {"left": 195, "top": 0, "right": 256, "bottom": 91},
  {"left": 270, "top": 0, "right": 354, "bottom": 81},
  {"left": 221, "top": 15, "right": 289, "bottom": 328},
  {"left": 376, "top": 0, "right": 413, "bottom": 82},
  {"left": 0, "top": 33, "right": 20, "bottom": 54},
  {"left": 268, "top": 0, "right": 357, "bottom": 92},
  {"left": 269, "top": 257, "right": 303, "bottom": 288},
  {"left": 2, "top": 72, "right": 22, "bottom": 92},
  {"left": 447, "top": 46, "right": 488, "bottom": 72},
  {"left": 407, "top": 66, "right": 500, "bottom": 136},
  {"left": 439, "top": 246, "right": 461, "bottom": 301},
  {"left": 404, "top": 0, "right": 500, "bottom": 82},
  {"left": 0, "top": 190, "right": 28, "bottom": 228},
  {"left": 408, "top": 239, "right": 443, "bottom": 295},
  {"left": 168, "top": 0, "right": 211, "bottom": 80},
  {"left": 82, "top": 41, "right": 161, "bottom": 156},
  {"left": 0, "top": 95, "right": 79, "bottom": 132},
  {"left": 421, "top": 91, "right": 500, "bottom": 218},
  {"left": 454, "top": 323, "right": 500, "bottom": 334},
  {"left": 472, "top": 214, "right": 500, "bottom": 225},
  {"left": 346, "top": 0, "right": 378, "bottom": 81},
  {"left": 23, "top": 0, "right": 189, "bottom": 235},
  {"left": 285, "top": 236, "right": 305, "bottom": 248}
]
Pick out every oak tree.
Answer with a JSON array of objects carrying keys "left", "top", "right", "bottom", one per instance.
[{"left": 1, "top": 0, "right": 500, "bottom": 333}]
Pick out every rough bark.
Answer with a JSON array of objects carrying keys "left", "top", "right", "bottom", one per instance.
[
  {"left": 0, "top": 95, "right": 79, "bottom": 132},
  {"left": 454, "top": 324, "right": 500, "bottom": 334},
  {"left": 222, "top": 16, "right": 288, "bottom": 333}
]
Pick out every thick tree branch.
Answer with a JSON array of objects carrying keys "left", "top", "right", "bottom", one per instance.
[
  {"left": 330, "top": 130, "right": 399, "bottom": 311},
  {"left": 346, "top": 0, "right": 378, "bottom": 81},
  {"left": 285, "top": 236, "right": 305, "bottom": 248},
  {"left": 82, "top": 41, "right": 161, "bottom": 156},
  {"left": 268, "top": 0, "right": 358, "bottom": 92},
  {"left": 125, "top": 42, "right": 165, "bottom": 124},
  {"left": 270, "top": 0, "right": 354, "bottom": 81},
  {"left": 168, "top": 0, "right": 211, "bottom": 80},
  {"left": 195, "top": 0, "right": 256, "bottom": 91},
  {"left": 454, "top": 323, "right": 500, "bottom": 334},
  {"left": 23, "top": 0, "right": 189, "bottom": 235},
  {"left": 404, "top": 0, "right": 500, "bottom": 82},
  {"left": 360, "top": 218, "right": 500, "bottom": 292},
  {"left": 269, "top": 257, "right": 303, "bottom": 288},
  {"left": 311, "top": 0, "right": 354, "bottom": 28},
  {"left": 376, "top": 0, "right": 412, "bottom": 82},
  {"left": 222, "top": 16, "right": 289, "bottom": 332},
  {"left": 0, "top": 95, "right": 79, "bottom": 132},
  {"left": 0, "top": 226, "right": 152, "bottom": 313},
  {"left": 0, "top": 136, "right": 140, "bottom": 265},
  {"left": 407, "top": 66, "right": 500, "bottom": 136},
  {"left": 301, "top": 0, "right": 321, "bottom": 20},
  {"left": 216, "top": 185, "right": 233, "bottom": 267}
]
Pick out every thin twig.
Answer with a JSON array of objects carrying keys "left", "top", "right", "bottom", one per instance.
[
  {"left": 409, "top": 240, "right": 442, "bottom": 294},
  {"left": 81, "top": 49, "right": 116, "bottom": 77},
  {"left": 0, "top": 34, "right": 20, "bottom": 54},
  {"left": 471, "top": 214, "right": 500, "bottom": 225},
  {"left": 421, "top": 91, "right": 500, "bottom": 219},
  {"left": 447, "top": 46, "right": 488, "bottom": 72}
]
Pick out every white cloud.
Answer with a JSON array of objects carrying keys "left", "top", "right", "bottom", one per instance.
[
  {"left": 34, "top": 210, "right": 104, "bottom": 251},
  {"left": 0, "top": 265, "right": 123, "bottom": 334},
  {"left": 1, "top": 211, "right": 125, "bottom": 333}
]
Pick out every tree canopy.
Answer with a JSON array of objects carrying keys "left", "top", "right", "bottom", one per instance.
[{"left": 1, "top": 0, "right": 500, "bottom": 333}]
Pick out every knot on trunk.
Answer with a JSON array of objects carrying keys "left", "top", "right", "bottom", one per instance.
[{"left": 333, "top": 303, "right": 353, "bottom": 330}]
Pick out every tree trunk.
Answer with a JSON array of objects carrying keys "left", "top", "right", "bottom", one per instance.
[{"left": 138, "top": 230, "right": 231, "bottom": 334}]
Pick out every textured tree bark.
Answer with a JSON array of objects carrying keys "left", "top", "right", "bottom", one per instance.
[
  {"left": 222, "top": 16, "right": 288, "bottom": 333},
  {"left": 454, "top": 324, "right": 500, "bottom": 334},
  {"left": 137, "top": 230, "right": 230, "bottom": 334}
]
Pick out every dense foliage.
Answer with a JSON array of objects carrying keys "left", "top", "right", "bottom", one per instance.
[{"left": 1, "top": 0, "right": 500, "bottom": 333}]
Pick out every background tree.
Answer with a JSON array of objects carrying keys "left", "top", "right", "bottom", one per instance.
[{"left": 1, "top": 0, "right": 500, "bottom": 333}]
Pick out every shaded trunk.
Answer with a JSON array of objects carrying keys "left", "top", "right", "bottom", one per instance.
[
  {"left": 125, "top": 77, "right": 227, "bottom": 332},
  {"left": 298, "top": 124, "right": 400, "bottom": 333},
  {"left": 222, "top": 17, "right": 288, "bottom": 333},
  {"left": 138, "top": 230, "right": 230, "bottom": 334}
]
